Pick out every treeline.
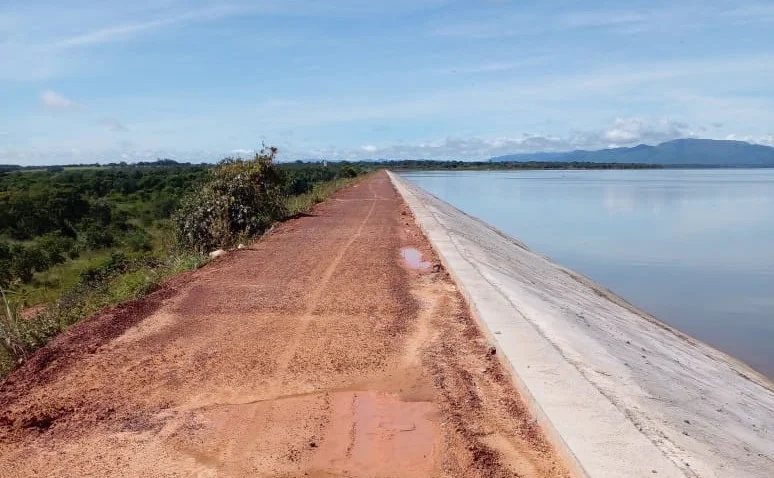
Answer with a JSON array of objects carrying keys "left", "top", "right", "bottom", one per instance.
[
  {"left": 1, "top": 158, "right": 205, "bottom": 172},
  {"left": 367, "top": 160, "right": 663, "bottom": 170}
]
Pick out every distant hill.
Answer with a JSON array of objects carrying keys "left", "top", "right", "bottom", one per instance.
[{"left": 490, "top": 139, "right": 774, "bottom": 167}]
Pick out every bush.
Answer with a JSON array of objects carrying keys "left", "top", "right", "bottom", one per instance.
[
  {"left": 36, "top": 233, "right": 75, "bottom": 266},
  {"left": 124, "top": 229, "right": 152, "bottom": 252},
  {"left": 173, "top": 147, "right": 287, "bottom": 253},
  {"left": 79, "top": 220, "right": 115, "bottom": 249},
  {"left": 341, "top": 165, "right": 360, "bottom": 178},
  {"left": 9, "top": 245, "right": 46, "bottom": 283}
]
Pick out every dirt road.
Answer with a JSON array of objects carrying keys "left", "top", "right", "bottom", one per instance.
[{"left": 0, "top": 172, "right": 568, "bottom": 477}]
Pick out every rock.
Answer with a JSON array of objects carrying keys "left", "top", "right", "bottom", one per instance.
[
  {"left": 237, "top": 244, "right": 246, "bottom": 250},
  {"left": 209, "top": 249, "right": 226, "bottom": 259}
]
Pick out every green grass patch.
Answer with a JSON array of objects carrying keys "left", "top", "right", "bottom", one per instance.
[
  {"left": 0, "top": 251, "right": 207, "bottom": 375},
  {"left": 284, "top": 177, "right": 357, "bottom": 217}
]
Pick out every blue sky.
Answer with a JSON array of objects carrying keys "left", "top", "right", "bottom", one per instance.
[{"left": 1, "top": 0, "right": 773, "bottom": 164}]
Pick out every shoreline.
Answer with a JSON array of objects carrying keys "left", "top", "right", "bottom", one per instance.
[{"left": 389, "top": 171, "right": 774, "bottom": 478}]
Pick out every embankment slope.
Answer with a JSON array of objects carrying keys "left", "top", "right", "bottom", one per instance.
[{"left": 390, "top": 171, "right": 774, "bottom": 478}]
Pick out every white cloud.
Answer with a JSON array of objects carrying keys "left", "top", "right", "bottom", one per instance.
[
  {"left": 57, "top": 4, "right": 252, "bottom": 48},
  {"left": 99, "top": 118, "right": 128, "bottom": 132},
  {"left": 756, "top": 136, "right": 774, "bottom": 146},
  {"left": 237, "top": 54, "right": 774, "bottom": 130},
  {"left": 3, "top": 120, "right": 769, "bottom": 166},
  {"left": 284, "top": 118, "right": 700, "bottom": 161},
  {"left": 429, "top": 8, "right": 660, "bottom": 38},
  {"left": 60, "top": 18, "right": 177, "bottom": 48},
  {"left": 430, "top": 4, "right": 774, "bottom": 39},
  {"left": 39, "top": 90, "right": 80, "bottom": 110},
  {"left": 230, "top": 148, "right": 255, "bottom": 157},
  {"left": 20, "top": 2, "right": 445, "bottom": 51},
  {"left": 559, "top": 11, "right": 649, "bottom": 29},
  {"left": 0, "top": 146, "right": 221, "bottom": 166},
  {"left": 602, "top": 118, "right": 693, "bottom": 145},
  {"left": 725, "top": 134, "right": 774, "bottom": 146}
]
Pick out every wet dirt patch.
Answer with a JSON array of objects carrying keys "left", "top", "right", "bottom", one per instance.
[
  {"left": 311, "top": 391, "right": 440, "bottom": 477},
  {"left": 401, "top": 247, "right": 431, "bottom": 271}
]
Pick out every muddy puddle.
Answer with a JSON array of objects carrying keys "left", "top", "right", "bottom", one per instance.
[{"left": 401, "top": 247, "right": 431, "bottom": 270}]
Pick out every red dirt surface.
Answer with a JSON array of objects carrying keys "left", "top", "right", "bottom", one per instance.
[{"left": 0, "top": 172, "right": 569, "bottom": 477}]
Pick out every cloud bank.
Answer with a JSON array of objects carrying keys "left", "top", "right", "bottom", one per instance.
[{"left": 294, "top": 118, "right": 701, "bottom": 160}]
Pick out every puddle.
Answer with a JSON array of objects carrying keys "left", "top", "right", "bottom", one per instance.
[
  {"left": 401, "top": 248, "right": 431, "bottom": 270},
  {"left": 312, "top": 391, "right": 440, "bottom": 477}
]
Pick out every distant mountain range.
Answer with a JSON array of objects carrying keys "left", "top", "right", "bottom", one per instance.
[{"left": 489, "top": 139, "right": 774, "bottom": 167}]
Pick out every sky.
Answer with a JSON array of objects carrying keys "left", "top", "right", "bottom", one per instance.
[{"left": 1, "top": 0, "right": 773, "bottom": 165}]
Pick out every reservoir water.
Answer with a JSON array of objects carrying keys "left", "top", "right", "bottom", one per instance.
[{"left": 401, "top": 169, "right": 774, "bottom": 379}]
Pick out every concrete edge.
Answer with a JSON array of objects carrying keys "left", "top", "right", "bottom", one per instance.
[
  {"left": 387, "top": 171, "right": 686, "bottom": 478},
  {"left": 387, "top": 172, "right": 590, "bottom": 477}
]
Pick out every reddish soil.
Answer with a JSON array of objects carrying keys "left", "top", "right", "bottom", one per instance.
[{"left": 0, "top": 172, "right": 569, "bottom": 477}]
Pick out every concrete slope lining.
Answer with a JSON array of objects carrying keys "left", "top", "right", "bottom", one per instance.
[{"left": 389, "top": 171, "right": 774, "bottom": 478}]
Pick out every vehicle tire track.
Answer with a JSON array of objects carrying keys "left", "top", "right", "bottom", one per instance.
[{"left": 272, "top": 198, "right": 378, "bottom": 378}]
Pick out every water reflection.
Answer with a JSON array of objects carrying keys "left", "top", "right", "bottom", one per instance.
[{"left": 402, "top": 169, "right": 774, "bottom": 378}]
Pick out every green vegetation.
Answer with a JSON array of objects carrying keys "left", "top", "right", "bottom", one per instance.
[
  {"left": 0, "top": 161, "right": 210, "bottom": 296},
  {"left": 173, "top": 148, "right": 286, "bottom": 253},
  {"left": 285, "top": 177, "right": 358, "bottom": 217},
  {"left": 0, "top": 252, "right": 206, "bottom": 372},
  {"left": 0, "top": 151, "right": 363, "bottom": 375}
]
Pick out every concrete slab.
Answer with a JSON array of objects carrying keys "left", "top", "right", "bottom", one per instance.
[{"left": 389, "top": 171, "right": 774, "bottom": 478}]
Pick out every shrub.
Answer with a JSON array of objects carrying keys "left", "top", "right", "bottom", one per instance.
[
  {"left": 341, "top": 165, "right": 360, "bottom": 178},
  {"left": 173, "top": 147, "right": 287, "bottom": 253},
  {"left": 36, "top": 233, "right": 75, "bottom": 266},
  {"left": 124, "top": 229, "right": 152, "bottom": 252}
]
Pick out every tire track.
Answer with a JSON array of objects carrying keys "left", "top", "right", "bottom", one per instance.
[{"left": 272, "top": 198, "right": 378, "bottom": 377}]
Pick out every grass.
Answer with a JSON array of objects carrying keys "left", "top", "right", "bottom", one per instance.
[
  {"left": 0, "top": 287, "right": 30, "bottom": 366},
  {"left": 0, "top": 251, "right": 207, "bottom": 376},
  {"left": 26, "top": 251, "right": 112, "bottom": 305},
  {"left": 284, "top": 177, "right": 357, "bottom": 217},
  {"left": 20, "top": 221, "right": 173, "bottom": 308}
]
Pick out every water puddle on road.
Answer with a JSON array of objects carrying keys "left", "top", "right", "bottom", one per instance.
[
  {"left": 311, "top": 391, "right": 440, "bottom": 477},
  {"left": 401, "top": 247, "right": 431, "bottom": 271}
]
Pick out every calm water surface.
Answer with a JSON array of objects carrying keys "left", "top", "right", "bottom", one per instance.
[{"left": 401, "top": 169, "right": 774, "bottom": 379}]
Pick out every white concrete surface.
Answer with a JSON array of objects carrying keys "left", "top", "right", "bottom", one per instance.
[{"left": 389, "top": 172, "right": 774, "bottom": 478}]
